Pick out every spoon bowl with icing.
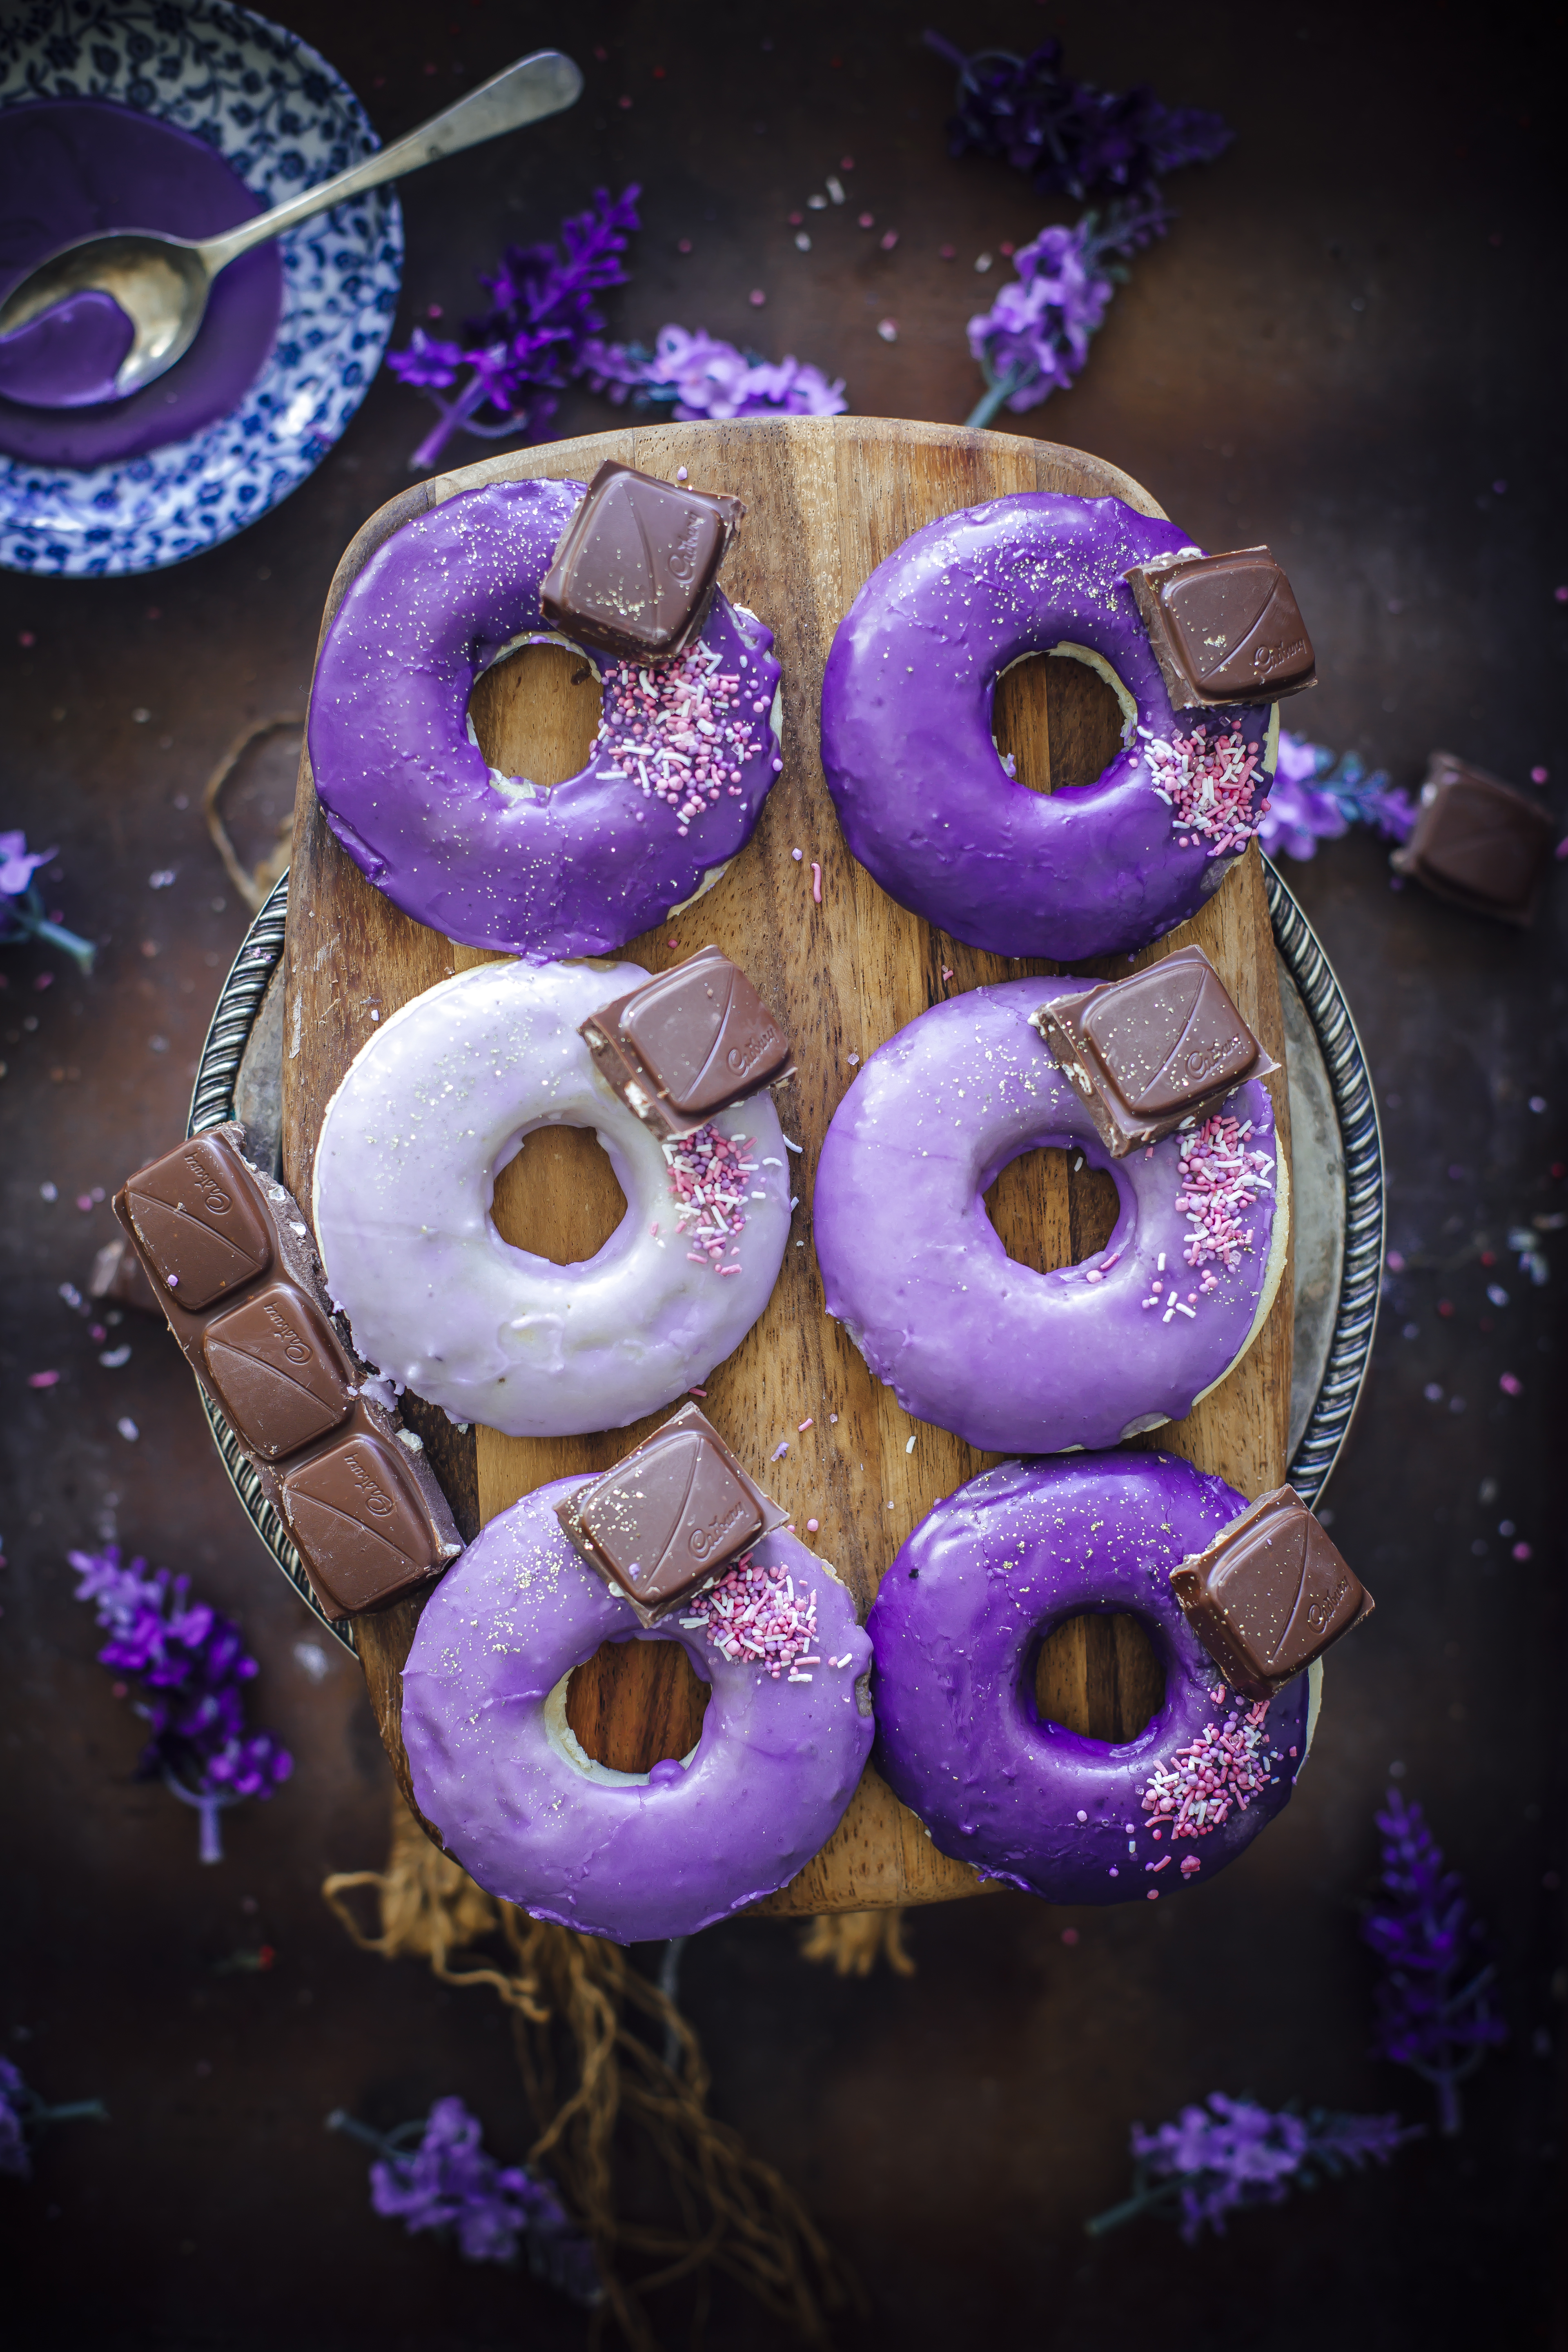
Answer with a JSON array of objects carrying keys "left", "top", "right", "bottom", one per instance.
[{"left": 0, "top": 49, "right": 582, "bottom": 410}]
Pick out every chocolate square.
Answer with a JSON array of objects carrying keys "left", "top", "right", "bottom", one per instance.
[
  {"left": 1169, "top": 1484, "right": 1373, "bottom": 1699},
  {"left": 1126, "top": 546, "right": 1317, "bottom": 708},
  {"left": 121, "top": 1132, "right": 274, "bottom": 1310},
  {"left": 203, "top": 1281, "right": 354, "bottom": 1461},
  {"left": 1031, "top": 947, "right": 1277, "bottom": 1156},
  {"left": 540, "top": 461, "right": 743, "bottom": 663},
  {"left": 556, "top": 1401, "right": 787, "bottom": 1624},
  {"left": 280, "top": 1434, "right": 447, "bottom": 1617},
  {"left": 1390, "top": 752, "right": 1556, "bottom": 926},
  {"left": 581, "top": 946, "right": 791, "bottom": 1138}
]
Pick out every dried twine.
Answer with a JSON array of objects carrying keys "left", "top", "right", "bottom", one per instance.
[
  {"left": 324, "top": 1796, "right": 861, "bottom": 2346},
  {"left": 798, "top": 1910, "right": 916, "bottom": 1978}
]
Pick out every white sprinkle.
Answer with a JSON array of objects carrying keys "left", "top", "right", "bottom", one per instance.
[
  {"left": 782, "top": 1136, "right": 803, "bottom": 1153},
  {"left": 905, "top": 1434, "right": 917, "bottom": 1452},
  {"left": 1174, "top": 1302, "right": 1197, "bottom": 1319},
  {"left": 1157, "top": 1252, "right": 1166, "bottom": 1272}
]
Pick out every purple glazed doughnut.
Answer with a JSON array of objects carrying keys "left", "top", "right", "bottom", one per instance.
[
  {"left": 820, "top": 492, "right": 1279, "bottom": 962},
  {"left": 402, "top": 1476, "right": 874, "bottom": 1942},
  {"left": 813, "top": 978, "right": 1289, "bottom": 1454},
  {"left": 868, "top": 1453, "right": 1317, "bottom": 1905},
  {"left": 307, "top": 477, "right": 784, "bottom": 959}
]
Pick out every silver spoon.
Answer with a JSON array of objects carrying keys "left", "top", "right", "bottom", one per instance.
[{"left": 0, "top": 49, "right": 584, "bottom": 403}]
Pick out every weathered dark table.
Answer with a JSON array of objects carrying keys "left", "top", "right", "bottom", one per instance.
[{"left": 2, "top": 4, "right": 1561, "bottom": 2346}]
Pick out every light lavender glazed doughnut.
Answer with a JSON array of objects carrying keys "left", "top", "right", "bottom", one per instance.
[
  {"left": 402, "top": 1476, "right": 875, "bottom": 1942},
  {"left": 312, "top": 959, "right": 791, "bottom": 1439},
  {"left": 307, "top": 477, "right": 784, "bottom": 959},
  {"left": 868, "top": 1453, "right": 1316, "bottom": 1905},
  {"left": 820, "top": 492, "right": 1278, "bottom": 961},
  {"left": 813, "top": 978, "right": 1289, "bottom": 1454}
]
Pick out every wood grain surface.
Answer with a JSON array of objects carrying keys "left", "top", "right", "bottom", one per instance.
[{"left": 282, "top": 415, "right": 1292, "bottom": 1916}]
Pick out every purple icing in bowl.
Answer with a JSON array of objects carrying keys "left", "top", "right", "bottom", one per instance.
[
  {"left": 820, "top": 492, "right": 1277, "bottom": 962},
  {"left": 868, "top": 1453, "right": 1311, "bottom": 1905},
  {"left": 402, "top": 1476, "right": 875, "bottom": 1942},
  {"left": 307, "top": 477, "right": 785, "bottom": 959},
  {"left": 0, "top": 289, "right": 135, "bottom": 408},
  {"left": 0, "top": 100, "right": 282, "bottom": 466},
  {"left": 813, "top": 977, "right": 1287, "bottom": 1454}
]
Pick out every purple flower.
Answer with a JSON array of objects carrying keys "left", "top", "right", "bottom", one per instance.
[
  {"left": 1364, "top": 1787, "right": 1506, "bottom": 2135},
  {"left": 0, "top": 830, "right": 94, "bottom": 973},
  {"left": 1, "top": 2055, "right": 108, "bottom": 2180},
  {"left": 926, "top": 33, "right": 1232, "bottom": 203},
  {"left": 1259, "top": 731, "right": 1419, "bottom": 861},
  {"left": 1087, "top": 2092, "right": 1417, "bottom": 2241},
  {"left": 387, "top": 187, "right": 641, "bottom": 470},
  {"left": 331, "top": 2100, "right": 600, "bottom": 2302},
  {"left": 70, "top": 1545, "right": 292, "bottom": 1864},
  {"left": 964, "top": 197, "right": 1166, "bottom": 427},
  {"left": 581, "top": 324, "right": 846, "bottom": 422}
]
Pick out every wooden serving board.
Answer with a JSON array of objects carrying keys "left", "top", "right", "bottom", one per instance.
[{"left": 282, "top": 416, "right": 1292, "bottom": 1918}]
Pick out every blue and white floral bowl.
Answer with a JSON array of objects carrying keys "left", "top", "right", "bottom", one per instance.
[{"left": 0, "top": 0, "right": 403, "bottom": 577}]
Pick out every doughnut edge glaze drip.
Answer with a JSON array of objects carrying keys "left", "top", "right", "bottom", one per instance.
[
  {"left": 813, "top": 977, "right": 1287, "bottom": 1455},
  {"left": 401, "top": 1475, "right": 875, "bottom": 1944},
  {"left": 868, "top": 1452, "right": 1310, "bottom": 1906},
  {"left": 820, "top": 491, "right": 1276, "bottom": 962},
  {"left": 306, "top": 475, "right": 783, "bottom": 960}
]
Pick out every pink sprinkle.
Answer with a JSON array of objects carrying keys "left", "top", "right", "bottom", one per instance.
[
  {"left": 879, "top": 229, "right": 899, "bottom": 250},
  {"left": 1060, "top": 1927, "right": 1079, "bottom": 1945},
  {"left": 689, "top": 1387, "right": 707, "bottom": 1398},
  {"left": 34, "top": 971, "right": 53, "bottom": 991},
  {"left": 76, "top": 1194, "right": 94, "bottom": 1213},
  {"left": 1513, "top": 1541, "right": 1533, "bottom": 1561},
  {"left": 1147, "top": 1890, "right": 1159, "bottom": 1901},
  {"left": 771, "top": 1441, "right": 789, "bottom": 1461},
  {"left": 167, "top": 1275, "right": 179, "bottom": 1289},
  {"left": 1386, "top": 1250, "right": 1405, "bottom": 1271},
  {"left": 1500, "top": 1372, "right": 1523, "bottom": 1396},
  {"left": 28, "top": 1370, "right": 60, "bottom": 1388},
  {"left": 18, "top": 630, "right": 35, "bottom": 647},
  {"left": 797, "top": 1417, "right": 814, "bottom": 1431},
  {"left": 941, "top": 967, "right": 954, "bottom": 982},
  {"left": 1145, "top": 722, "right": 1266, "bottom": 855},
  {"left": 1180, "top": 1855, "right": 1201, "bottom": 1878},
  {"left": 858, "top": 211, "right": 874, "bottom": 227},
  {"left": 811, "top": 860, "right": 822, "bottom": 903},
  {"left": 1530, "top": 766, "right": 1549, "bottom": 785},
  {"left": 749, "top": 288, "right": 766, "bottom": 307},
  {"left": 806, "top": 1518, "right": 820, "bottom": 1533}
]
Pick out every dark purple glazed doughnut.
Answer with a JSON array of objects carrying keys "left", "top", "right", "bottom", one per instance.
[
  {"left": 307, "top": 477, "right": 784, "bottom": 959},
  {"left": 868, "top": 1453, "right": 1315, "bottom": 1905},
  {"left": 820, "top": 492, "right": 1278, "bottom": 961}
]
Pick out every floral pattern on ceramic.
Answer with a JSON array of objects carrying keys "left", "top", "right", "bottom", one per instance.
[{"left": 0, "top": 0, "right": 403, "bottom": 577}]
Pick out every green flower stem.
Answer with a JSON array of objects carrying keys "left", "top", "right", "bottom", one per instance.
[{"left": 964, "top": 362, "right": 1032, "bottom": 430}]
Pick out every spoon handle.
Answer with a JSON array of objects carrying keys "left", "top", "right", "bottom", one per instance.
[{"left": 196, "top": 51, "right": 583, "bottom": 274}]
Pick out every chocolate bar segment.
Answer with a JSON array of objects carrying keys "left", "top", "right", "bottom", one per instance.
[
  {"left": 1169, "top": 1484, "right": 1373, "bottom": 1700},
  {"left": 280, "top": 1436, "right": 445, "bottom": 1617},
  {"left": 556, "top": 1400, "right": 787, "bottom": 1624},
  {"left": 114, "top": 1123, "right": 461, "bottom": 1619},
  {"left": 581, "top": 946, "right": 790, "bottom": 1138},
  {"left": 1031, "top": 948, "right": 1277, "bottom": 1156},
  {"left": 1390, "top": 752, "right": 1556, "bottom": 927},
  {"left": 122, "top": 1132, "right": 273, "bottom": 1310},
  {"left": 203, "top": 1282, "right": 354, "bottom": 1461},
  {"left": 541, "top": 460, "right": 743, "bottom": 663},
  {"left": 1126, "top": 546, "right": 1317, "bottom": 708}
]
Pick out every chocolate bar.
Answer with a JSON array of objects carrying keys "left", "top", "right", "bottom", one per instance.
[
  {"left": 555, "top": 1401, "right": 788, "bottom": 1625},
  {"left": 1031, "top": 947, "right": 1278, "bottom": 1156},
  {"left": 1125, "top": 546, "right": 1316, "bottom": 708},
  {"left": 580, "top": 946, "right": 791, "bottom": 1139},
  {"left": 1390, "top": 752, "right": 1556, "bottom": 926},
  {"left": 114, "top": 1126, "right": 461, "bottom": 1619},
  {"left": 1169, "top": 1485, "right": 1373, "bottom": 1700},
  {"left": 541, "top": 460, "right": 743, "bottom": 663}
]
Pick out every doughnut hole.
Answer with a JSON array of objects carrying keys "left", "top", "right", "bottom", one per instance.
[
  {"left": 1032, "top": 1613, "right": 1165, "bottom": 1741},
  {"left": 492, "top": 1127, "right": 628, "bottom": 1265},
  {"left": 566, "top": 1637, "right": 711, "bottom": 1772},
  {"left": 468, "top": 636, "right": 602, "bottom": 786},
  {"left": 984, "top": 1147, "right": 1120, "bottom": 1275},
  {"left": 993, "top": 651, "right": 1126, "bottom": 793}
]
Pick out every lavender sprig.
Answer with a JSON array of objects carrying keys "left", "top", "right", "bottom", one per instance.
[
  {"left": 0, "top": 832, "right": 94, "bottom": 974},
  {"left": 1086, "top": 2092, "right": 1417, "bottom": 2242},
  {"left": 1259, "top": 732, "right": 1418, "bottom": 861},
  {"left": 1, "top": 2057, "right": 107, "bottom": 2181},
  {"left": 581, "top": 323, "right": 846, "bottom": 423},
  {"left": 329, "top": 2099, "right": 601, "bottom": 2303},
  {"left": 925, "top": 33, "right": 1231, "bottom": 203},
  {"left": 70, "top": 1545, "right": 292, "bottom": 1865},
  {"left": 964, "top": 196, "right": 1167, "bottom": 427},
  {"left": 387, "top": 185, "right": 641, "bottom": 471},
  {"left": 1364, "top": 1787, "right": 1506, "bottom": 2136}
]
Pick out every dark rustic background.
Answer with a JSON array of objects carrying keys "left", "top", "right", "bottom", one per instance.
[{"left": 2, "top": 3, "right": 1563, "bottom": 2346}]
